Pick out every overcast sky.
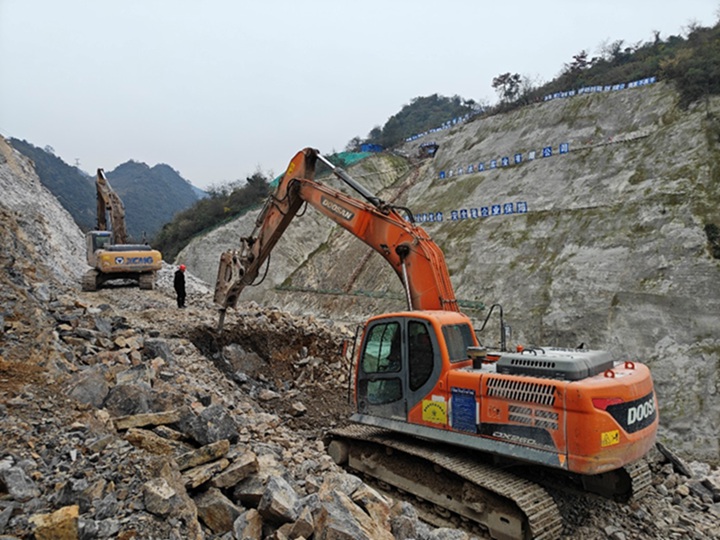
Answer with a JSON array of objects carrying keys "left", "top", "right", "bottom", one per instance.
[{"left": 1, "top": 1, "right": 717, "bottom": 189}]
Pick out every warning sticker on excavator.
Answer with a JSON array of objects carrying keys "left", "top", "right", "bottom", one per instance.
[
  {"left": 422, "top": 399, "right": 447, "bottom": 424},
  {"left": 601, "top": 429, "right": 620, "bottom": 447}
]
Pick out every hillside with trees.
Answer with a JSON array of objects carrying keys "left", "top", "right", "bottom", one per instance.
[
  {"left": 355, "top": 94, "right": 480, "bottom": 149},
  {"left": 491, "top": 20, "right": 720, "bottom": 110},
  {"left": 153, "top": 172, "right": 270, "bottom": 262},
  {"left": 344, "top": 21, "right": 720, "bottom": 154},
  {"left": 8, "top": 140, "right": 202, "bottom": 242},
  {"left": 9, "top": 138, "right": 96, "bottom": 231},
  {"left": 106, "top": 161, "right": 200, "bottom": 241},
  {"left": 153, "top": 152, "right": 361, "bottom": 262}
]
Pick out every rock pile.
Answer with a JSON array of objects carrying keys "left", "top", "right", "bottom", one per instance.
[
  {"left": 1, "top": 277, "right": 720, "bottom": 539},
  {"left": 0, "top": 280, "right": 469, "bottom": 540}
]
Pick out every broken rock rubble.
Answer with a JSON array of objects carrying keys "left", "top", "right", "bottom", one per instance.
[
  {"left": 0, "top": 289, "right": 454, "bottom": 539},
  {"left": 1, "top": 280, "right": 720, "bottom": 539}
]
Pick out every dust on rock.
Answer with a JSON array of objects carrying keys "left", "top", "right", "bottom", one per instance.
[{"left": 0, "top": 359, "right": 46, "bottom": 396}]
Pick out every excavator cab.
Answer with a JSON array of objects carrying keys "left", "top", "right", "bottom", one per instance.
[
  {"left": 86, "top": 231, "right": 112, "bottom": 267},
  {"left": 355, "top": 311, "right": 467, "bottom": 422}
]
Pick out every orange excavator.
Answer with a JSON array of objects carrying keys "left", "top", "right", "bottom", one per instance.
[{"left": 214, "top": 148, "right": 658, "bottom": 539}]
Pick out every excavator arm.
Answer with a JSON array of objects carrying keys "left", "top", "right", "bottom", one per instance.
[
  {"left": 214, "top": 148, "right": 458, "bottom": 328},
  {"left": 96, "top": 168, "right": 128, "bottom": 245}
]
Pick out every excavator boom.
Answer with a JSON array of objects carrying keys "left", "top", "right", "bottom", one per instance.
[
  {"left": 214, "top": 148, "right": 458, "bottom": 322},
  {"left": 95, "top": 168, "right": 128, "bottom": 245}
]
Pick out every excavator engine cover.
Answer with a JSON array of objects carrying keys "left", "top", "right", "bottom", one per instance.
[{"left": 495, "top": 347, "right": 614, "bottom": 380}]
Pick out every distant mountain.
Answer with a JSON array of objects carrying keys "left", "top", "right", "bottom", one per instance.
[
  {"left": 106, "top": 161, "right": 200, "bottom": 241},
  {"left": 8, "top": 140, "right": 200, "bottom": 242},
  {"left": 8, "top": 138, "right": 96, "bottom": 231},
  {"left": 190, "top": 184, "right": 208, "bottom": 199}
]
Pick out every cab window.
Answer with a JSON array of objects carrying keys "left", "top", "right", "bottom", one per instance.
[
  {"left": 362, "top": 322, "right": 401, "bottom": 374},
  {"left": 442, "top": 323, "right": 474, "bottom": 363},
  {"left": 94, "top": 234, "right": 111, "bottom": 250},
  {"left": 408, "top": 321, "right": 433, "bottom": 390},
  {"left": 365, "top": 379, "right": 402, "bottom": 405}
]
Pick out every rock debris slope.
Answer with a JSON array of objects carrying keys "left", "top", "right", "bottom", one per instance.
[{"left": 0, "top": 137, "right": 85, "bottom": 286}]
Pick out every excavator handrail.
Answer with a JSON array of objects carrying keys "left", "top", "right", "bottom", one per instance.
[{"left": 214, "top": 148, "right": 459, "bottom": 330}]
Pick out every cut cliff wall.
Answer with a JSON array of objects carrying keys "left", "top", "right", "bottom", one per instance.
[
  {"left": 180, "top": 82, "right": 720, "bottom": 463},
  {"left": 0, "top": 136, "right": 86, "bottom": 288}
]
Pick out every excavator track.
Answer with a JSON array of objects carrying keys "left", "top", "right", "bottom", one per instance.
[
  {"left": 326, "top": 424, "right": 563, "bottom": 540},
  {"left": 138, "top": 272, "right": 155, "bottom": 290},
  {"left": 622, "top": 457, "right": 653, "bottom": 501},
  {"left": 81, "top": 269, "right": 98, "bottom": 291}
]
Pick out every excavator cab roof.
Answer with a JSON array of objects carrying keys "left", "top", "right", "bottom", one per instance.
[
  {"left": 366, "top": 310, "right": 472, "bottom": 326},
  {"left": 87, "top": 230, "right": 112, "bottom": 252}
]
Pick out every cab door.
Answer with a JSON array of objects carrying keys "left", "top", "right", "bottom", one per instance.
[
  {"left": 356, "top": 319, "right": 405, "bottom": 419},
  {"left": 355, "top": 317, "right": 441, "bottom": 421}
]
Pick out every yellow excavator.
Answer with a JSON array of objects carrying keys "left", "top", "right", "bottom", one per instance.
[{"left": 81, "top": 169, "right": 162, "bottom": 291}]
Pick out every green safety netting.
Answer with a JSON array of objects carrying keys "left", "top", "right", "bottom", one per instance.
[
  {"left": 270, "top": 152, "right": 373, "bottom": 188},
  {"left": 332, "top": 151, "right": 373, "bottom": 166}
]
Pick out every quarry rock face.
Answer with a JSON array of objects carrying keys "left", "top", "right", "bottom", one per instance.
[
  {"left": 0, "top": 137, "right": 86, "bottom": 286},
  {"left": 180, "top": 83, "right": 720, "bottom": 464},
  {"left": 2, "top": 78, "right": 720, "bottom": 538}
]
